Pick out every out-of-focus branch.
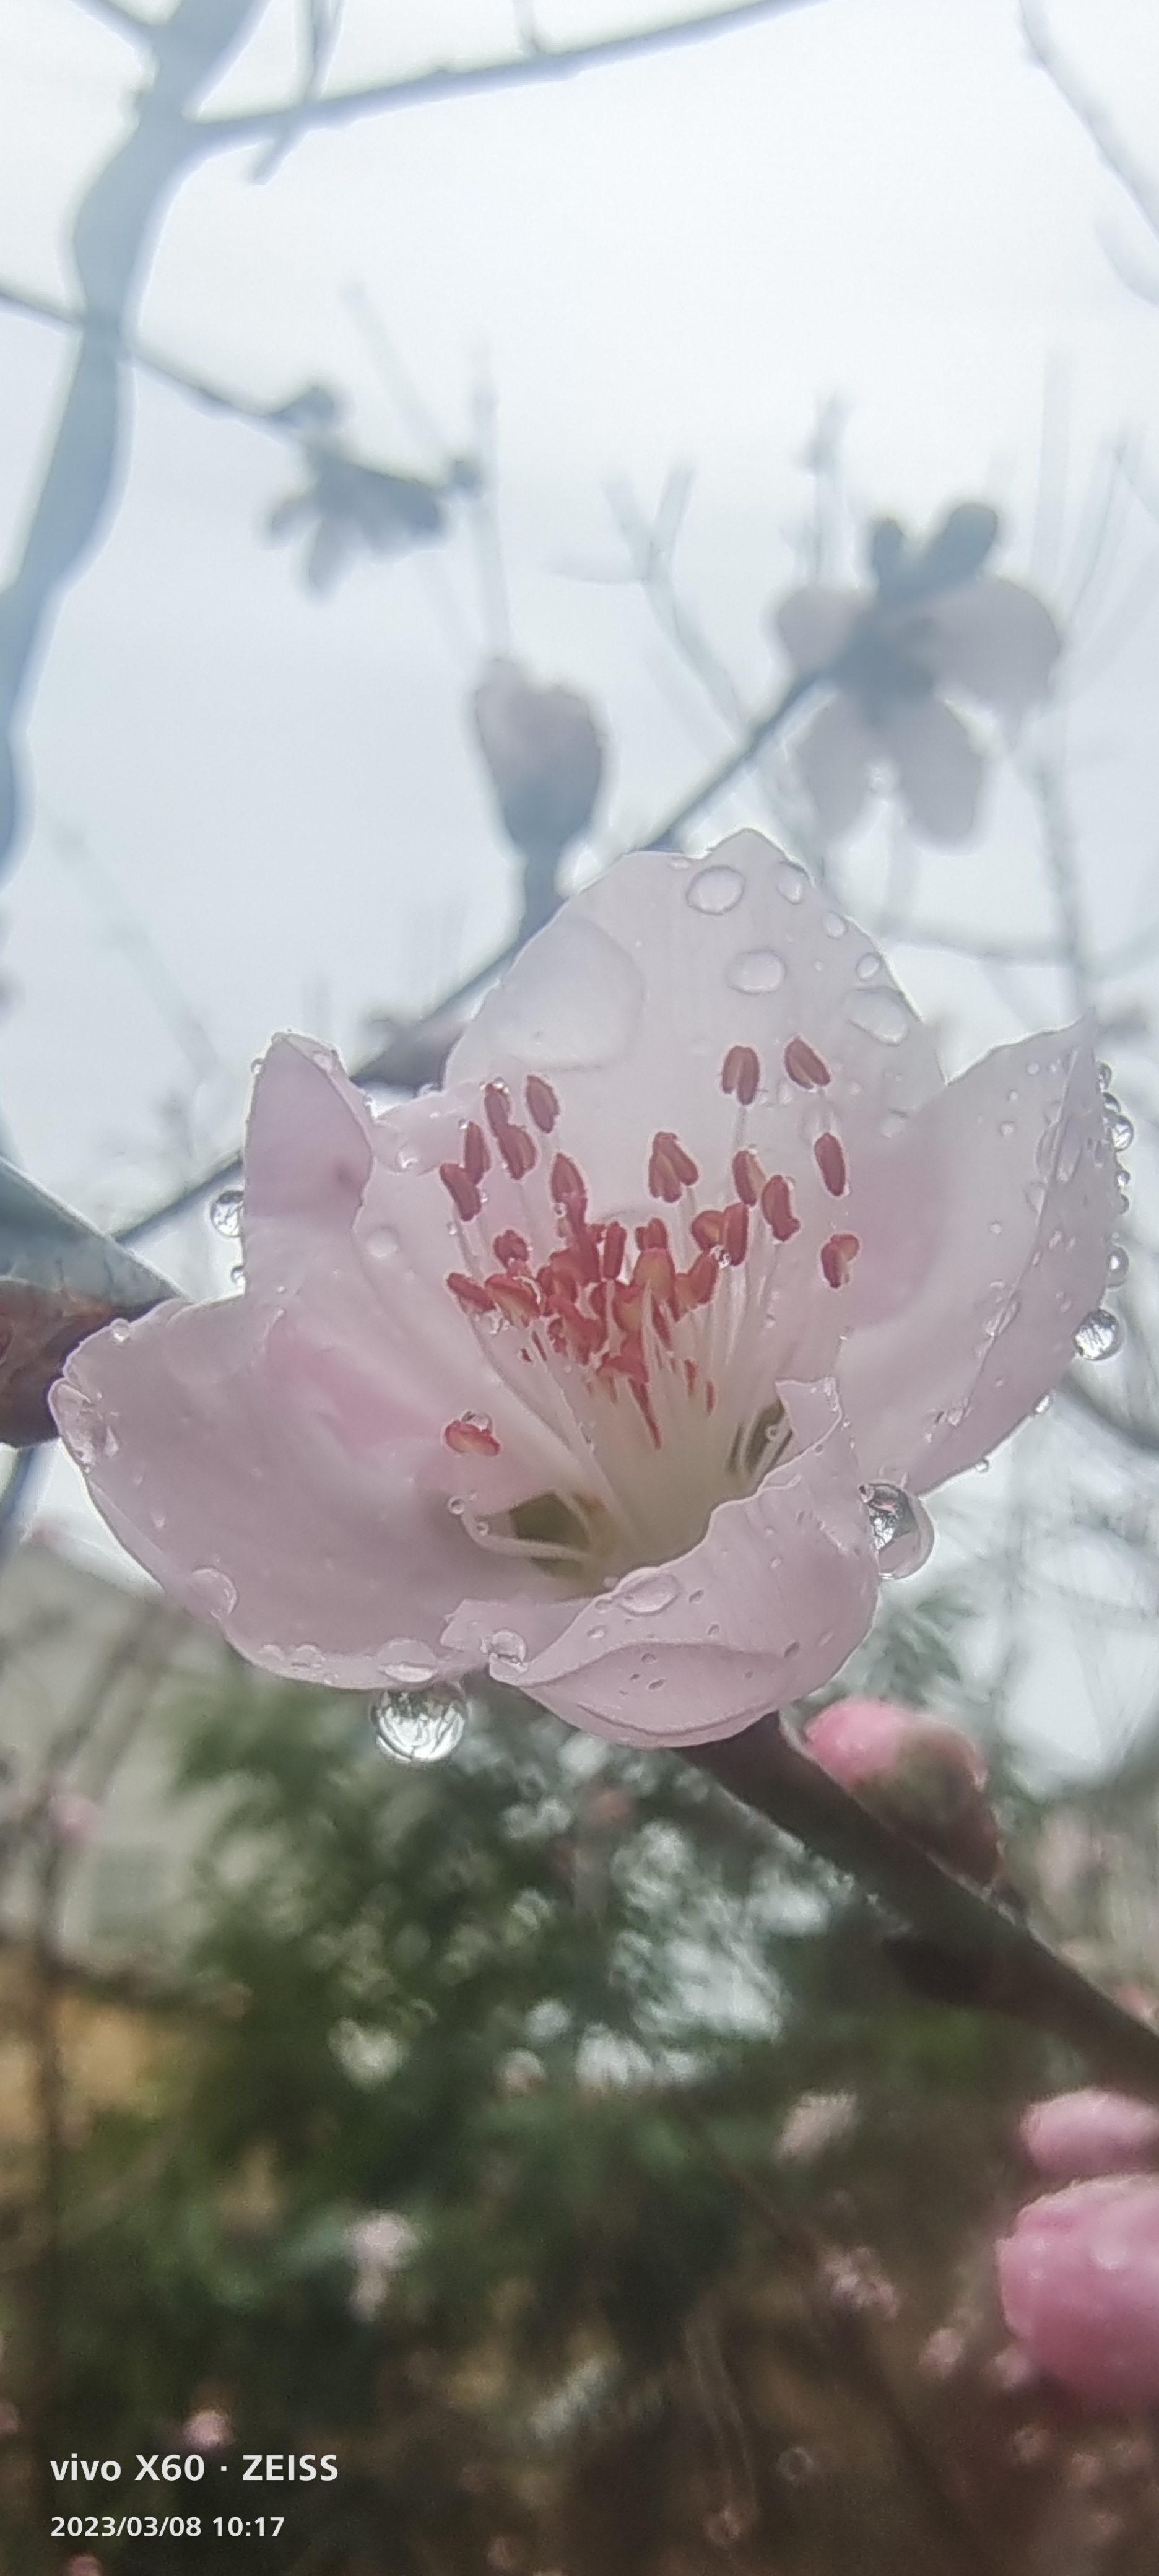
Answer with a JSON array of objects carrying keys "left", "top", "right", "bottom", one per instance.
[
  {"left": 1021, "top": 1, "right": 1159, "bottom": 246},
  {"left": 685, "top": 1714, "right": 1159, "bottom": 2099},
  {"left": 195, "top": 0, "right": 820, "bottom": 145},
  {"left": 0, "top": 0, "right": 264, "bottom": 877}
]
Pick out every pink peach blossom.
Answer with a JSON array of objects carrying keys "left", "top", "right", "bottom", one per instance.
[
  {"left": 997, "top": 2177, "right": 1159, "bottom": 2409},
  {"left": 51, "top": 833, "right": 1118, "bottom": 1749},
  {"left": 804, "top": 1695, "right": 1002, "bottom": 1882},
  {"left": 1020, "top": 2089, "right": 1159, "bottom": 2182}
]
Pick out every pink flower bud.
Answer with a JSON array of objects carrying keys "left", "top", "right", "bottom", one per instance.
[
  {"left": 1020, "top": 2090, "right": 1159, "bottom": 2182},
  {"left": 997, "top": 2176, "right": 1159, "bottom": 2409},
  {"left": 804, "top": 1697, "right": 1002, "bottom": 1886},
  {"left": 472, "top": 659, "right": 604, "bottom": 872}
]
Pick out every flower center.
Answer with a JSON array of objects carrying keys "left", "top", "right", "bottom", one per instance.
[{"left": 437, "top": 1042, "right": 860, "bottom": 1593}]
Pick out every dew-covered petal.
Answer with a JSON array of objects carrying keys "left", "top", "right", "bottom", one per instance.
[
  {"left": 929, "top": 577, "right": 1062, "bottom": 720},
  {"left": 880, "top": 698, "right": 985, "bottom": 845},
  {"left": 448, "top": 835, "right": 942, "bottom": 1212},
  {"left": 838, "top": 1029, "right": 1118, "bottom": 1490},
  {"left": 451, "top": 1381, "right": 880, "bottom": 1747},
  {"left": 997, "top": 2178, "right": 1159, "bottom": 2410},
  {"left": 794, "top": 695, "right": 875, "bottom": 839},
  {"left": 49, "top": 1294, "right": 553, "bottom": 1689},
  {"left": 773, "top": 585, "right": 862, "bottom": 675}
]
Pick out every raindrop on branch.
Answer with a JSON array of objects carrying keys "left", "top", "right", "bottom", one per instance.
[
  {"left": 1072, "top": 1308, "right": 1124, "bottom": 1363},
  {"left": 370, "top": 1682, "right": 468, "bottom": 1764}
]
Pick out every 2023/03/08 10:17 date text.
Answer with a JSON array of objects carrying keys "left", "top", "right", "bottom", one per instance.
[{"left": 51, "top": 2515, "right": 289, "bottom": 2540}]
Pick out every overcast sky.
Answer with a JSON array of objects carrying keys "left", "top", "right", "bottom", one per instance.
[{"left": 1, "top": 0, "right": 1158, "bottom": 1764}]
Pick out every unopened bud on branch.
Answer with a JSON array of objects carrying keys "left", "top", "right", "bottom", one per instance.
[
  {"left": 803, "top": 1696, "right": 1004, "bottom": 1889},
  {"left": 471, "top": 659, "right": 605, "bottom": 933}
]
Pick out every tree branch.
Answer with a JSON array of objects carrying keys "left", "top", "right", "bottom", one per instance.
[
  {"left": 684, "top": 1714, "right": 1159, "bottom": 2099},
  {"left": 193, "top": 0, "right": 820, "bottom": 146},
  {"left": 0, "top": 0, "right": 265, "bottom": 877},
  {"left": 1020, "top": 1, "right": 1159, "bottom": 247}
]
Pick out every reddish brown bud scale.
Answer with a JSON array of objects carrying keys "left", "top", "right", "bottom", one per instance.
[{"left": 784, "top": 1036, "right": 832, "bottom": 1089}]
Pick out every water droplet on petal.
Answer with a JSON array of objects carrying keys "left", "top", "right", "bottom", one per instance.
[
  {"left": 53, "top": 1386, "right": 115, "bottom": 1469},
  {"left": 1033, "top": 1395, "right": 1051, "bottom": 1417},
  {"left": 108, "top": 1316, "right": 132, "bottom": 1343},
  {"left": 1073, "top": 1308, "right": 1124, "bottom": 1362},
  {"left": 488, "top": 1629, "right": 527, "bottom": 1672},
  {"left": 370, "top": 1682, "right": 467, "bottom": 1764},
  {"left": 618, "top": 1567, "right": 680, "bottom": 1615},
  {"left": 229, "top": 1261, "right": 245, "bottom": 1289},
  {"left": 848, "top": 988, "right": 912, "bottom": 1045},
  {"left": 287, "top": 1645, "right": 326, "bottom": 1678},
  {"left": 775, "top": 856, "right": 807, "bottom": 902},
  {"left": 379, "top": 1642, "right": 439, "bottom": 1686},
  {"left": 861, "top": 1484, "right": 934, "bottom": 1574},
  {"left": 188, "top": 1567, "right": 238, "bottom": 1621},
  {"left": 726, "top": 946, "right": 785, "bottom": 993},
  {"left": 1096, "top": 1060, "right": 1114, "bottom": 1090},
  {"left": 687, "top": 862, "right": 745, "bottom": 914},
  {"left": 776, "top": 2446, "right": 818, "bottom": 2487},
  {"left": 1107, "top": 1242, "right": 1130, "bottom": 1287},
  {"left": 365, "top": 1222, "right": 401, "bottom": 1260},
  {"left": 1054, "top": 1117, "right": 1085, "bottom": 1185},
  {"left": 1109, "top": 1113, "right": 1134, "bottom": 1153},
  {"left": 209, "top": 1187, "right": 244, "bottom": 1238},
  {"left": 822, "top": 910, "right": 848, "bottom": 939},
  {"left": 976, "top": 1457, "right": 991, "bottom": 1474},
  {"left": 855, "top": 952, "right": 882, "bottom": 982}
]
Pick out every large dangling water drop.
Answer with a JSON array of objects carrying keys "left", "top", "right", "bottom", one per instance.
[
  {"left": 209, "top": 1186, "right": 244, "bottom": 1238},
  {"left": 369, "top": 1682, "right": 467, "bottom": 1765},
  {"left": 861, "top": 1482, "right": 935, "bottom": 1577},
  {"left": 1072, "top": 1308, "right": 1124, "bottom": 1363}
]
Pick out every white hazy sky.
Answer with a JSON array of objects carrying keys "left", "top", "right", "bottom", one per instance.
[{"left": 1, "top": 0, "right": 1158, "bottom": 1769}]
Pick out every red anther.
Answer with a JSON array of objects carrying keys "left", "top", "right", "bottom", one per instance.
[
  {"left": 814, "top": 1132, "right": 848, "bottom": 1196},
  {"left": 524, "top": 1074, "right": 561, "bottom": 1133},
  {"left": 539, "top": 1249, "right": 582, "bottom": 1301},
  {"left": 446, "top": 1271, "right": 496, "bottom": 1316},
  {"left": 494, "top": 1122, "right": 536, "bottom": 1181},
  {"left": 635, "top": 1247, "right": 676, "bottom": 1303},
  {"left": 721, "top": 1043, "right": 760, "bottom": 1106},
  {"left": 635, "top": 1217, "right": 669, "bottom": 1252},
  {"left": 440, "top": 1162, "right": 482, "bottom": 1223},
  {"left": 784, "top": 1036, "right": 832, "bottom": 1089},
  {"left": 550, "top": 1152, "right": 588, "bottom": 1211},
  {"left": 600, "top": 1337, "right": 648, "bottom": 1387},
  {"left": 569, "top": 1221, "right": 602, "bottom": 1285},
  {"left": 691, "top": 1208, "right": 726, "bottom": 1253},
  {"left": 760, "top": 1174, "right": 799, "bottom": 1242},
  {"left": 482, "top": 1081, "right": 513, "bottom": 1136},
  {"left": 493, "top": 1229, "right": 530, "bottom": 1270},
  {"left": 485, "top": 1274, "right": 540, "bottom": 1326},
  {"left": 648, "top": 1130, "right": 700, "bottom": 1202},
  {"left": 461, "top": 1120, "right": 490, "bottom": 1183},
  {"left": 444, "top": 1415, "right": 501, "bottom": 1458},
  {"left": 705, "top": 1380, "right": 717, "bottom": 1416},
  {"left": 820, "top": 1231, "right": 861, "bottom": 1289},
  {"left": 732, "top": 1149, "right": 763, "bottom": 1208},
  {"left": 601, "top": 1221, "right": 627, "bottom": 1279},
  {"left": 722, "top": 1201, "right": 749, "bottom": 1265},
  {"left": 684, "top": 1250, "right": 721, "bottom": 1308}
]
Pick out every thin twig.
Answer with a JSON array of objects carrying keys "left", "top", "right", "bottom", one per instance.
[{"left": 194, "top": 1, "right": 820, "bottom": 146}]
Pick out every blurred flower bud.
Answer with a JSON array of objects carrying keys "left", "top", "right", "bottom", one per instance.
[
  {"left": 183, "top": 2408, "right": 232, "bottom": 2450},
  {"left": 997, "top": 2177, "right": 1159, "bottom": 2409},
  {"left": 803, "top": 1697, "right": 1003, "bottom": 1887},
  {"left": 348, "top": 2210, "right": 417, "bottom": 2320},
  {"left": 47, "top": 1789, "right": 101, "bottom": 1846},
  {"left": 471, "top": 660, "right": 605, "bottom": 933},
  {"left": 1020, "top": 2090, "right": 1159, "bottom": 2182},
  {"left": 776, "top": 2089, "right": 858, "bottom": 2163}
]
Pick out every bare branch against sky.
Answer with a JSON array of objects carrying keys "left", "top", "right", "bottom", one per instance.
[{"left": 0, "top": 0, "right": 821, "bottom": 885}]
